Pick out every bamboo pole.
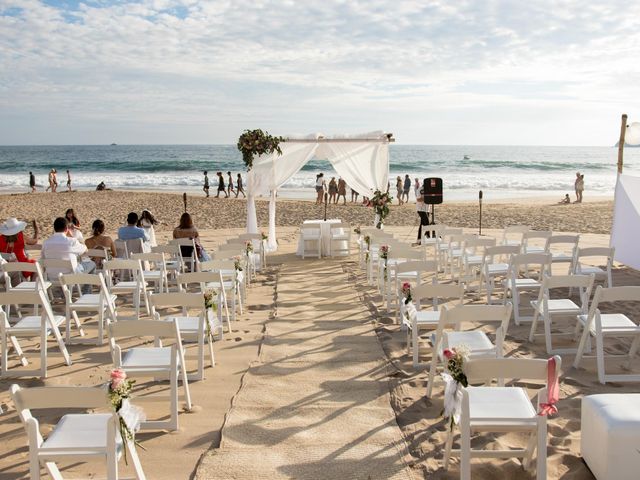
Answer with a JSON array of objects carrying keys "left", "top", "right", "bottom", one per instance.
[{"left": 618, "top": 114, "right": 627, "bottom": 174}]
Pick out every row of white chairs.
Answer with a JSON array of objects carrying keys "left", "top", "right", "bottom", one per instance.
[{"left": 300, "top": 222, "right": 351, "bottom": 258}]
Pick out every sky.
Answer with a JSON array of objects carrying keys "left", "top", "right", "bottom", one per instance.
[{"left": 0, "top": 0, "right": 639, "bottom": 146}]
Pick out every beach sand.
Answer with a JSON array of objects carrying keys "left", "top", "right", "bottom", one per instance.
[
  {"left": 0, "top": 192, "right": 635, "bottom": 480},
  {"left": 0, "top": 190, "right": 614, "bottom": 237}
]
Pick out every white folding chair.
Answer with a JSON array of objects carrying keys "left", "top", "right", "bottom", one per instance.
[
  {"left": 191, "top": 263, "right": 237, "bottom": 327},
  {"left": 528, "top": 274, "right": 594, "bottom": 354},
  {"left": 0, "top": 290, "right": 71, "bottom": 378},
  {"left": 445, "top": 233, "right": 478, "bottom": 280},
  {"left": 426, "top": 303, "right": 513, "bottom": 397},
  {"left": 394, "top": 260, "right": 439, "bottom": 322},
  {"left": 86, "top": 247, "right": 110, "bottom": 273},
  {"left": 11, "top": 384, "right": 146, "bottom": 480},
  {"left": 40, "top": 258, "right": 77, "bottom": 298},
  {"left": 384, "top": 248, "right": 425, "bottom": 312},
  {"left": 521, "top": 230, "right": 552, "bottom": 254},
  {"left": 300, "top": 224, "right": 322, "bottom": 259},
  {"left": 401, "top": 282, "right": 464, "bottom": 368},
  {"left": 459, "top": 237, "right": 496, "bottom": 286},
  {"left": 103, "top": 259, "right": 150, "bottom": 320},
  {"left": 109, "top": 319, "right": 192, "bottom": 431},
  {"left": 573, "top": 286, "right": 640, "bottom": 384},
  {"left": 114, "top": 239, "right": 129, "bottom": 259},
  {"left": 328, "top": 222, "right": 351, "bottom": 257},
  {"left": 500, "top": 225, "right": 530, "bottom": 247},
  {"left": 479, "top": 245, "right": 520, "bottom": 304},
  {"left": 1, "top": 261, "right": 51, "bottom": 294},
  {"left": 545, "top": 234, "right": 580, "bottom": 273},
  {"left": 502, "top": 253, "right": 551, "bottom": 325},
  {"left": 444, "top": 356, "right": 561, "bottom": 480},
  {"left": 60, "top": 272, "right": 117, "bottom": 346},
  {"left": 237, "top": 233, "right": 267, "bottom": 271},
  {"left": 131, "top": 252, "right": 168, "bottom": 294},
  {"left": 149, "top": 292, "right": 217, "bottom": 381},
  {"left": 151, "top": 244, "right": 185, "bottom": 287},
  {"left": 573, "top": 246, "right": 614, "bottom": 290},
  {"left": 169, "top": 238, "right": 199, "bottom": 272}
]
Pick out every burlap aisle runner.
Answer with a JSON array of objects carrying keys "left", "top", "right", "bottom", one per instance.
[{"left": 196, "top": 260, "right": 414, "bottom": 479}]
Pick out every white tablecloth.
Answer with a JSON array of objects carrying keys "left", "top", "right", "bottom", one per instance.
[{"left": 296, "top": 219, "right": 347, "bottom": 257}]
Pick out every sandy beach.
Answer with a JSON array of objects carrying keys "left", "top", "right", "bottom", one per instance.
[
  {"left": 0, "top": 190, "right": 614, "bottom": 238},
  {"left": 0, "top": 191, "right": 636, "bottom": 480}
]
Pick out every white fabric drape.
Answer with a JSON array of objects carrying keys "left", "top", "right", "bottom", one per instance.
[
  {"left": 325, "top": 142, "right": 389, "bottom": 196},
  {"left": 245, "top": 133, "right": 391, "bottom": 251},
  {"left": 611, "top": 174, "right": 640, "bottom": 270}
]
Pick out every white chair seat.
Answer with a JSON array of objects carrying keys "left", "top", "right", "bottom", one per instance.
[
  {"left": 551, "top": 252, "right": 573, "bottom": 262},
  {"left": 122, "top": 346, "right": 175, "bottom": 370},
  {"left": 465, "top": 255, "right": 483, "bottom": 265},
  {"left": 165, "top": 260, "right": 181, "bottom": 270},
  {"left": 112, "top": 280, "right": 146, "bottom": 290},
  {"left": 415, "top": 310, "right": 440, "bottom": 326},
  {"left": 487, "top": 263, "right": 509, "bottom": 275},
  {"left": 468, "top": 387, "right": 537, "bottom": 423},
  {"left": 41, "top": 413, "right": 122, "bottom": 454},
  {"left": 531, "top": 298, "right": 581, "bottom": 314},
  {"left": 524, "top": 246, "right": 545, "bottom": 254},
  {"left": 578, "top": 313, "right": 640, "bottom": 334},
  {"left": 11, "top": 315, "right": 65, "bottom": 332},
  {"left": 302, "top": 232, "right": 321, "bottom": 240},
  {"left": 446, "top": 330, "right": 495, "bottom": 354},
  {"left": 578, "top": 264, "right": 606, "bottom": 275},
  {"left": 205, "top": 281, "right": 235, "bottom": 290},
  {"left": 166, "top": 315, "right": 200, "bottom": 334},
  {"left": 397, "top": 271, "right": 418, "bottom": 278},
  {"left": 506, "top": 278, "right": 541, "bottom": 289},
  {"left": 12, "top": 281, "right": 52, "bottom": 291},
  {"left": 450, "top": 249, "right": 463, "bottom": 257},
  {"left": 72, "top": 293, "right": 117, "bottom": 307},
  {"left": 330, "top": 233, "right": 349, "bottom": 240},
  {"left": 144, "top": 271, "right": 163, "bottom": 279}
]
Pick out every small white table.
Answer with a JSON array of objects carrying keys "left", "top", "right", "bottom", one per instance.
[{"left": 296, "top": 219, "right": 346, "bottom": 257}]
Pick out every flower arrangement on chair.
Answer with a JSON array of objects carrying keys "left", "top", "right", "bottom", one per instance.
[
  {"left": 261, "top": 231, "right": 268, "bottom": 241},
  {"left": 380, "top": 244, "right": 390, "bottom": 280},
  {"left": 203, "top": 289, "right": 218, "bottom": 340},
  {"left": 237, "top": 129, "right": 286, "bottom": 170},
  {"left": 401, "top": 282, "right": 412, "bottom": 305},
  {"left": 245, "top": 240, "right": 254, "bottom": 255},
  {"left": 232, "top": 255, "right": 243, "bottom": 272},
  {"left": 441, "top": 346, "right": 470, "bottom": 429},
  {"left": 108, "top": 369, "right": 145, "bottom": 463},
  {"left": 354, "top": 226, "right": 361, "bottom": 235},
  {"left": 370, "top": 190, "right": 393, "bottom": 229}
]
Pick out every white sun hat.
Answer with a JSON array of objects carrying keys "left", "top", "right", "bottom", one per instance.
[{"left": 0, "top": 218, "right": 28, "bottom": 236}]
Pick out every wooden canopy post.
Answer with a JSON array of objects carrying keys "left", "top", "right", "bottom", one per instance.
[{"left": 618, "top": 113, "right": 627, "bottom": 174}]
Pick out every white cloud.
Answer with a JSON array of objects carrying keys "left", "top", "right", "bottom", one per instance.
[{"left": 0, "top": 0, "right": 639, "bottom": 145}]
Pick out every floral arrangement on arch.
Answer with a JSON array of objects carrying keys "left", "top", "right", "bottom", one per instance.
[
  {"left": 441, "top": 346, "right": 469, "bottom": 429},
  {"left": 237, "top": 129, "right": 286, "bottom": 170},
  {"left": 370, "top": 190, "right": 393, "bottom": 229}
]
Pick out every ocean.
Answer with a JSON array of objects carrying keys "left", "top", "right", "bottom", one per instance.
[{"left": 0, "top": 145, "right": 637, "bottom": 201}]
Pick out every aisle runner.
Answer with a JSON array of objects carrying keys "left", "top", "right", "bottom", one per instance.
[{"left": 196, "top": 261, "right": 414, "bottom": 479}]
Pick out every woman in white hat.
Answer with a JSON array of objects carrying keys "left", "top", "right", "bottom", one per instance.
[{"left": 0, "top": 218, "right": 39, "bottom": 276}]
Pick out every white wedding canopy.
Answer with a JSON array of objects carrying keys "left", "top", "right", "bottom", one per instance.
[{"left": 246, "top": 131, "right": 393, "bottom": 251}]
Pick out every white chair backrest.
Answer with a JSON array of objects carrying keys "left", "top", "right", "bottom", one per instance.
[
  {"left": 177, "top": 271, "right": 226, "bottom": 290},
  {"left": 576, "top": 246, "right": 614, "bottom": 260},
  {"left": 199, "top": 259, "right": 235, "bottom": 272},
  {"left": 412, "top": 282, "right": 465, "bottom": 309},
  {"left": 389, "top": 248, "right": 424, "bottom": 261},
  {"left": 131, "top": 252, "right": 166, "bottom": 270},
  {"left": 545, "top": 234, "right": 580, "bottom": 251},
  {"left": 149, "top": 292, "right": 205, "bottom": 310},
  {"left": 0, "top": 289, "right": 56, "bottom": 321},
  {"left": 125, "top": 238, "right": 145, "bottom": 256},
  {"left": 483, "top": 245, "right": 520, "bottom": 260},
  {"left": 464, "top": 355, "right": 560, "bottom": 384},
  {"left": 501, "top": 225, "right": 530, "bottom": 243},
  {"left": 509, "top": 253, "right": 552, "bottom": 279},
  {"left": 12, "top": 384, "right": 109, "bottom": 411},
  {"left": 395, "top": 260, "right": 438, "bottom": 276},
  {"left": 114, "top": 239, "right": 128, "bottom": 259}
]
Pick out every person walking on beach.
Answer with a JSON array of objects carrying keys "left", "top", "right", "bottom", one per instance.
[
  {"left": 203, "top": 171, "right": 210, "bottom": 197},
  {"left": 66, "top": 169, "right": 72, "bottom": 192},
  {"left": 52, "top": 169, "right": 58, "bottom": 192},
  {"left": 216, "top": 172, "right": 227, "bottom": 198},
  {"left": 315, "top": 173, "right": 325, "bottom": 204},
  {"left": 46, "top": 169, "right": 54, "bottom": 192},
  {"left": 227, "top": 171, "right": 235, "bottom": 197},
  {"left": 235, "top": 173, "right": 246, "bottom": 198},
  {"left": 403, "top": 174, "right": 411, "bottom": 203},
  {"left": 328, "top": 177, "right": 338, "bottom": 204},
  {"left": 415, "top": 188, "right": 430, "bottom": 244},
  {"left": 29, "top": 171, "right": 36, "bottom": 193},
  {"left": 337, "top": 178, "right": 347, "bottom": 205},
  {"left": 396, "top": 176, "right": 403, "bottom": 205}
]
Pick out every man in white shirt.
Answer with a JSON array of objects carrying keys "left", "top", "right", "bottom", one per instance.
[{"left": 42, "top": 217, "right": 96, "bottom": 292}]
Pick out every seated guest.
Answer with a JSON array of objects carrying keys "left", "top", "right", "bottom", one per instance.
[
  {"left": 0, "top": 218, "right": 39, "bottom": 279},
  {"left": 85, "top": 219, "right": 117, "bottom": 267},
  {"left": 65, "top": 208, "right": 84, "bottom": 242},
  {"left": 42, "top": 217, "right": 95, "bottom": 291},
  {"left": 118, "top": 212, "right": 149, "bottom": 243},
  {"left": 173, "top": 212, "right": 210, "bottom": 261}
]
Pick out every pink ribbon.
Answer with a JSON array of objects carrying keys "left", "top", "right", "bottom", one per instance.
[{"left": 538, "top": 357, "right": 559, "bottom": 416}]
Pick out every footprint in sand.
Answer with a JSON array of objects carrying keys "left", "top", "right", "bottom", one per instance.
[{"left": 234, "top": 337, "right": 242, "bottom": 342}]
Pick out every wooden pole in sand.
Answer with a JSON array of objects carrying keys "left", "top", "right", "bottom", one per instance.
[
  {"left": 618, "top": 113, "right": 627, "bottom": 174},
  {"left": 183, "top": 192, "right": 188, "bottom": 212}
]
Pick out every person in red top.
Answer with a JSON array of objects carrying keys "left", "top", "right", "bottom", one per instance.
[{"left": 0, "top": 218, "right": 39, "bottom": 278}]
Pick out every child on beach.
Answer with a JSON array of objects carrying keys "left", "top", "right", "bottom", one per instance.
[
  {"left": 66, "top": 169, "right": 72, "bottom": 192},
  {"left": 560, "top": 194, "right": 571, "bottom": 204}
]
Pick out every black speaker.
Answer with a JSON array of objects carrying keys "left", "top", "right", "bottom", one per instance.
[{"left": 423, "top": 177, "right": 443, "bottom": 205}]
